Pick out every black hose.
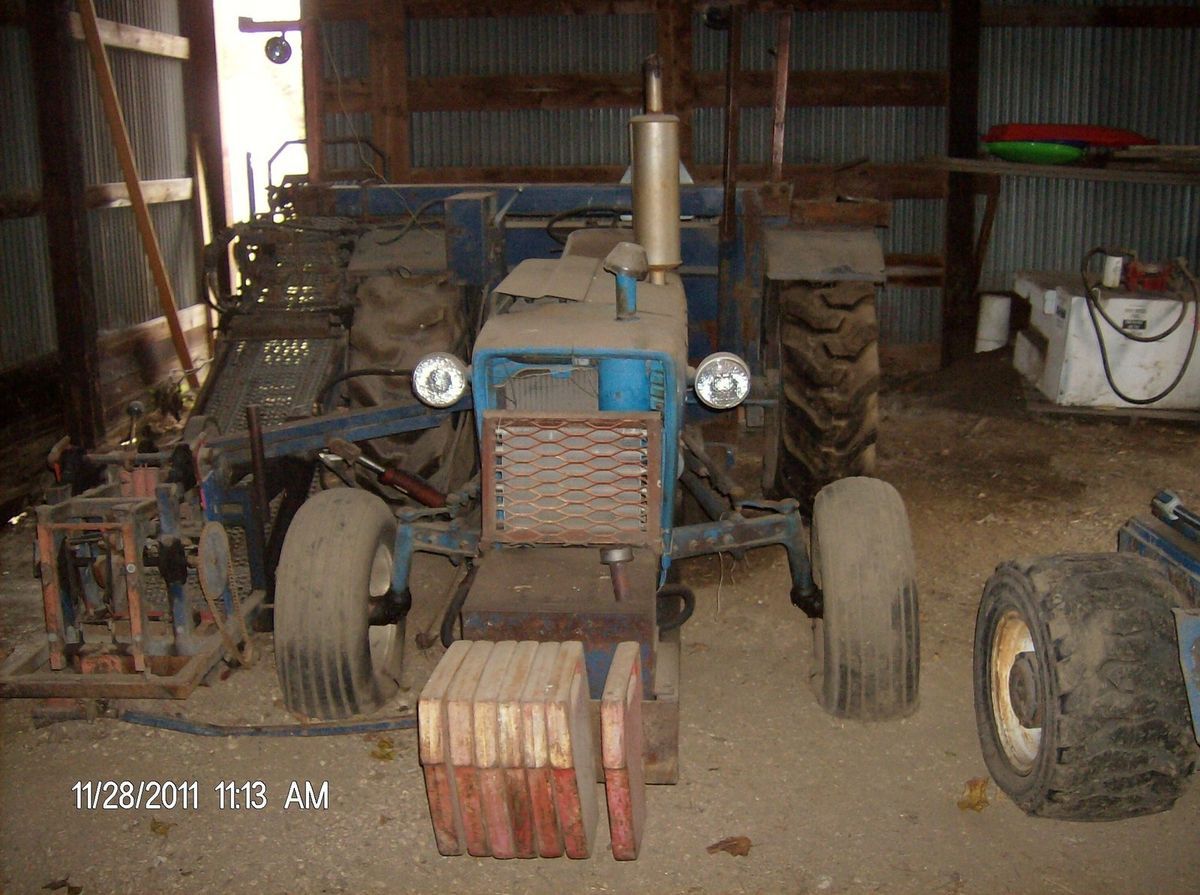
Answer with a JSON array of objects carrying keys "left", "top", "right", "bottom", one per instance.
[
  {"left": 377, "top": 197, "right": 446, "bottom": 246},
  {"left": 1080, "top": 249, "right": 1199, "bottom": 406},
  {"left": 544, "top": 206, "right": 631, "bottom": 245},
  {"left": 118, "top": 710, "right": 416, "bottom": 737},
  {"left": 656, "top": 583, "right": 696, "bottom": 633},
  {"left": 315, "top": 367, "right": 412, "bottom": 409},
  {"left": 1080, "top": 247, "right": 1190, "bottom": 343},
  {"left": 440, "top": 562, "right": 479, "bottom": 648}
]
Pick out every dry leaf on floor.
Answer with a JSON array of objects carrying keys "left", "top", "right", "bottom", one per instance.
[
  {"left": 370, "top": 737, "right": 395, "bottom": 761},
  {"left": 706, "top": 835, "right": 752, "bottom": 857},
  {"left": 957, "top": 777, "right": 990, "bottom": 812},
  {"left": 150, "top": 819, "right": 175, "bottom": 837}
]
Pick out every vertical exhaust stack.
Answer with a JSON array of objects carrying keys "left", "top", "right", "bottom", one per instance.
[{"left": 631, "top": 55, "right": 681, "bottom": 286}]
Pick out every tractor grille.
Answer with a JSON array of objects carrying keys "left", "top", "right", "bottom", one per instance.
[{"left": 481, "top": 411, "right": 662, "bottom": 547}]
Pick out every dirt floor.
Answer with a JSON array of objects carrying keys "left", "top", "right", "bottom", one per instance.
[{"left": 2, "top": 351, "right": 1198, "bottom": 894}]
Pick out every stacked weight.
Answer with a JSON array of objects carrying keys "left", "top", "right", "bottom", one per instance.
[{"left": 418, "top": 640, "right": 645, "bottom": 860}]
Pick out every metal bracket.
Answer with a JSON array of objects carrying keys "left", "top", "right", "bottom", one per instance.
[{"left": 666, "top": 507, "right": 816, "bottom": 613}]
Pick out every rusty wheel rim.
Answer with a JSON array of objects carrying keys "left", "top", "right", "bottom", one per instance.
[{"left": 990, "top": 610, "right": 1042, "bottom": 775}]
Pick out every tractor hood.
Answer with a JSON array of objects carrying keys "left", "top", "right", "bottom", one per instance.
[{"left": 475, "top": 254, "right": 688, "bottom": 365}]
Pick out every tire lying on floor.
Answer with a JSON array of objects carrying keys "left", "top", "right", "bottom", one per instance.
[
  {"left": 974, "top": 554, "right": 1196, "bottom": 820},
  {"left": 810, "top": 476, "right": 919, "bottom": 720},
  {"left": 275, "top": 488, "right": 407, "bottom": 720}
]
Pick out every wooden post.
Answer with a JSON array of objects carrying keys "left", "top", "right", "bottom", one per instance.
[
  {"left": 656, "top": 0, "right": 694, "bottom": 169},
  {"left": 942, "top": 0, "right": 982, "bottom": 365},
  {"left": 301, "top": 1, "right": 325, "bottom": 183},
  {"left": 27, "top": 0, "right": 104, "bottom": 447},
  {"left": 770, "top": 11, "right": 792, "bottom": 182},
  {"left": 717, "top": 5, "right": 742, "bottom": 353},
  {"left": 374, "top": 7, "right": 410, "bottom": 180},
  {"left": 76, "top": 0, "right": 199, "bottom": 389},
  {"left": 180, "top": 0, "right": 229, "bottom": 332}
]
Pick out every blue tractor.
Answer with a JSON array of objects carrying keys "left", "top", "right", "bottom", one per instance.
[{"left": 269, "top": 60, "right": 919, "bottom": 811}]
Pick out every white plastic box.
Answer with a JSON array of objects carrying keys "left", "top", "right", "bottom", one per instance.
[{"left": 1013, "top": 273, "right": 1200, "bottom": 411}]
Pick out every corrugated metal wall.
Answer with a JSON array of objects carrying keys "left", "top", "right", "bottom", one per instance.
[
  {"left": 83, "top": 0, "right": 197, "bottom": 330},
  {"left": 319, "top": 5, "right": 1197, "bottom": 348},
  {"left": 979, "top": 22, "right": 1199, "bottom": 289},
  {"left": 1, "top": 24, "right": 56, "bottom": 369},
  {"left": 0, "top": 0, "right": 196, "bottom": 371}
]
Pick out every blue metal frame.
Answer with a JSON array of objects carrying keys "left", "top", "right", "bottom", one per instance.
[
  {"left": 1172, "top": 609, "right": 1200, "bottom": 744},
  {"left": 1119, "top": 512, "right": 1200, "bottom": 745},
  {"left": 328, "top": 182, "right": 779, "bottom": 369}
]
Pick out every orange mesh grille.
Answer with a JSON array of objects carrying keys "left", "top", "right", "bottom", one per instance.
[{"left": 481, "top": 411, "right": 662, "bottom": 546}]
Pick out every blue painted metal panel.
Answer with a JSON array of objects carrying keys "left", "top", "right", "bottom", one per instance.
[
  {"left": 1172, "top": 610, "right": 1200, "bottom": 745},
  {"left": 1118, "top": 516, "right": 1200, "bottom": 608}
]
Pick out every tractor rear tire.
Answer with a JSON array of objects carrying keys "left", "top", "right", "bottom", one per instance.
[
  {"left": 810, "top": 476, "right": 919, "bottom": 720},
  {"left": 275, "top": 488, "right": 405, "bottom": 720},
  {"left": 974, "top": 554, "right": 1195, "bottom": 820},
  {"left": 774, "top": 281, "right": 879, "bottom": 509}
]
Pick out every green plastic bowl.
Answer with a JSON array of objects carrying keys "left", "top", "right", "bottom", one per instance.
[{"left": 984, "top": 141, "right": 1086, "bottom": 165}]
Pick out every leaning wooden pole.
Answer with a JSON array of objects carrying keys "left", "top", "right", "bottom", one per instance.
[
  {"left": 76, "top": 0, "right": 200, "bottom": 389},
  {"left": 769, "top": 11, "right": 791, "bottom": 183}
]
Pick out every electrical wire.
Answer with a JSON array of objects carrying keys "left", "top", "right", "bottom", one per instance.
[
  {"left": 1080, "top": 248, "right": 1191, "bottom": 343},
  {"left": 1080, "top": 248, "right": 1199, "bottom": 406},
  {"left": 315, "top": 367, "right": 413, "bottom": 409},
  {"left": 544, "top": 206, "right": 631, "bottom": 245}
]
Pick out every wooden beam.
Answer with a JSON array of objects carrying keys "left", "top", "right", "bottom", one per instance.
[
  {"left": 0, "top": 191, "right": 42, "bottom": 220},
  {"left": 769, "top": 12, "right": 792, "bottom": 182},
  {"left": 76, "top": 0, "right": 198, "bottom": 389},
  {"left": 374, "top": 8, "right": 412, "bottom": 179},
  {"left": 693, "top": 69, "right": 947, "bottom": 107},
  {"left": 180, "top": 0, "right": 229, "bottom": 227},
  {"left": 67, "top": 11, "right": 189, "bottom": 60},
  {"left": 301, "top": 6, "right": 325, "bottom": 182},
  {"left": 398, "top": 0, "right": 655, "bottom": 17},
  {"left": 885, "top": 252, "right": 944, "bottom": 288},
  {"left": 657, "top": 0, "right": 694, "bottom": 167},
  {"left": 982, "top": 4, "right": 1200, "bottom": 28},
  {"left": 942, "top": 0, "right": 981, "bottom": 366},
  {"left": 385, "top": 0, "right": 946, "bottom": 18},
  {"left": 407, "top": 73, "right": 645, "bottom": 112},
  {"left": 85, "top": 177, "right": 194, "bottom": 209},
  {"left": 27, "top": 0, "right": 104, "bottom": 447},
  {"left": 397, "top": 69, "right": 948, "bottom": 113},
  {"left": 930, "top": 156, "right": 1200, "bottom": 188},
  {"left": 180, "top": 0, "right": 230, "bottom": 326},
  {"left": 746, "top": 1, "right": 944, "bottom": 10}
]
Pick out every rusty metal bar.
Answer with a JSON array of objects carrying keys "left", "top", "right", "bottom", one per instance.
[
  {"left": 245, "top": 404, "right": 271, "bottom": 584},
  {"left": 36, "top": 522, "right": 66, "bottom": 670},
  {"left": 119, "top": 520, "right": 147, "bottom": 672}
]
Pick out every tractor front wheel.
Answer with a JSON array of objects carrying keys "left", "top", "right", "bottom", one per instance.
[
  {"left": 274, "top": 488, "right": 406, "bottom": 719},
  {"left": 810, "top": 476, "right": 919, "bottom": 720},
  {"left": 975, "top": 554, "right": 1195, "bottom": 820}
]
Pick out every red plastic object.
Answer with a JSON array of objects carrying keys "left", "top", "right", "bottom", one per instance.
[
  {"left": 1124, "top": 260, "right": 1175, "bottom": 293},
  {"left": 983, "top": 124, "right": 1156, "bottom": 148}
]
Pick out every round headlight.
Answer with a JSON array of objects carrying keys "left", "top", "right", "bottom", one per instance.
[
  {"left": 693, "top": 352, "right": 750, "bottom": 410},
  {"left": 412, "top": 352, "right": 469, "bottom": 408}
]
